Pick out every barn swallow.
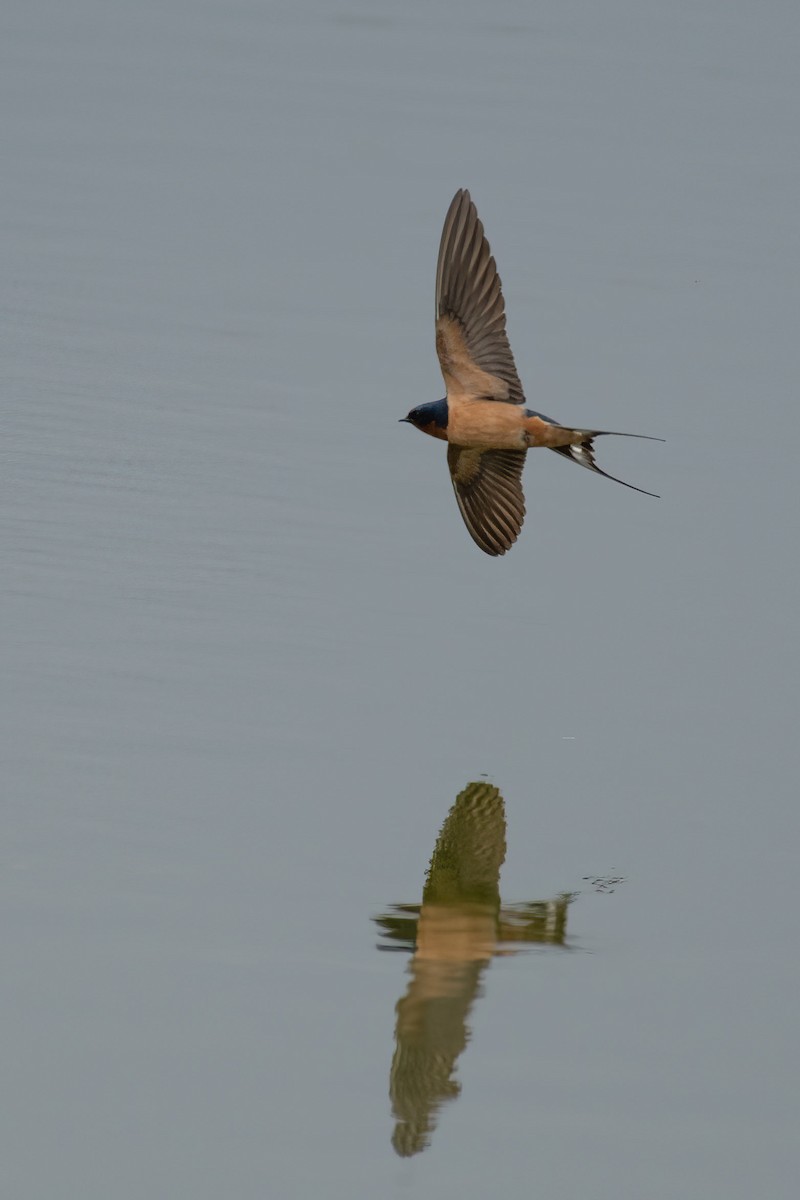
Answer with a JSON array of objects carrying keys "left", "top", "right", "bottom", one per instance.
[{"left": 400, "top": 188, "right": 663, "bottom": 555}]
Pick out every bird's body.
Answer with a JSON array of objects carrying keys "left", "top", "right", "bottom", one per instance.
[
  {"left": 407, "top": 398, "right": 582, "bottom": 451},
  {"left": 400, "top": 188, "right": 662, "bottom": 556}
]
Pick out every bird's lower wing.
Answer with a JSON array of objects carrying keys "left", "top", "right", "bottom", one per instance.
[{"left": 447, "top": 446, "right": 526, "bottom": 556}]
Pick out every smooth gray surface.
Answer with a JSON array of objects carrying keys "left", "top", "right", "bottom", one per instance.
[{"left": 3, "top": 1, "right": 799, "bottom": 1196}]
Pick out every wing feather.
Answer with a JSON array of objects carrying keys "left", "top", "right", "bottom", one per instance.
[
  {"left": 435, "top": 189, "right": 525, "bottom": 405},
  {"left": 447, "top": 446, "right": 527, "bottom": 556}
]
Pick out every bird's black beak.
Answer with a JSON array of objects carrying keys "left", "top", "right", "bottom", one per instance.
[{"left": 398, "top": 417, "right": 411, "bottom": 423}]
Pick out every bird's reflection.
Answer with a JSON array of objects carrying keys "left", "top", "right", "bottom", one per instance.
[{"left": 374, "top": 780, "right": 574, "bottom": 1158}]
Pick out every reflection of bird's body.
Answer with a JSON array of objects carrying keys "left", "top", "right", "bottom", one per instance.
[
  {"left": 389, "top": 782, "right": 505, "bottom": 1159},
  {"left": 400, "top": 188, "right": 662, "bottom": 555},
  {"left": 378, "top": 780, "right": 574, "bottom": 1158}
]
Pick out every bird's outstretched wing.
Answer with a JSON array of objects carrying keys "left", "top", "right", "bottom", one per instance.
[
  {"left": 447, "top": 446, "right": 526, "bottom": 556},
  {"left": 436, "top": 189, "right": 525, "bottom": 406}
]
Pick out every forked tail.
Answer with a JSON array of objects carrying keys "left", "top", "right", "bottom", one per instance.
[{"left": 549, "top": 430, "right": 664, "bottom": 498}]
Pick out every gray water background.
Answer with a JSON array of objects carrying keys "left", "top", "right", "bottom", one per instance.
[{"left": 3, "top": 1, "right": 799, "bottom": 1196}]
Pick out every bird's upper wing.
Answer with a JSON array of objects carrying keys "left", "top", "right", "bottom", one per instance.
[
  {"left": 435, "top": 189, "right": 525, "bottom": 405},
  {"left": 447, "top": 446, "right": 526, "bottom": 556}
]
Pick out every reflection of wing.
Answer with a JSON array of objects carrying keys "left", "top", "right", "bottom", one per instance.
[
  {"left": 435, "top": 189, "right": 525, "bottom": 405},
  {"left": 425, "top": 780, "right": 507, "bottom": 904},
  {"left": 447, "top": 446, "right": 526, "bottom": 557},
  {"left": 390, "top": 946, "right": 487, "bottom": 1157}
]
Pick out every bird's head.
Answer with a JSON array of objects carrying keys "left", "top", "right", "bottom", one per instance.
[
  {"left": 399, "top": 405, "right": 425, "bottom": 429},
  {"left": 399, "top": 399, "right": 449, "bottom": 438}
]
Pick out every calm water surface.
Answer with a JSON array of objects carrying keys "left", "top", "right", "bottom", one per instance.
[{"left": 3, "top": 1, "right": 799, "bottom": 1196}]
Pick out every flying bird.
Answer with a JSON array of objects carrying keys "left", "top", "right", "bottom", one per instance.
[{"left": 400, "top": 188, "right": 663, "bottom": 556}]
